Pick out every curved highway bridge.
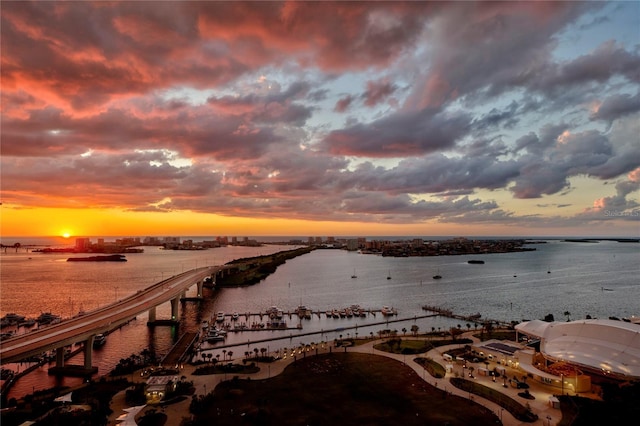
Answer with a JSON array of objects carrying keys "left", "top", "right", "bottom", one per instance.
[{"left": 0, "top": 266, "right": 218, "bottom": 374}]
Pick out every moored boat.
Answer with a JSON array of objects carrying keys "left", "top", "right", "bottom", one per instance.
[
  {"left": 1, "top": 313, "right": 26, "bottom": 325},
  {"left": 19, "top": 318, "right": 36, "bottom": 327},
  {"left": 36, "top": 312, "right": 61, "bottom": 325},
  {"left": 381, "top": 306, "right": 395, "bottom": 316},
  {"left": 206, "top": 330, "right": 225, "bottom": 343},
  {"left": 93, "top": 333, "right": 107, "bottom": 347}
]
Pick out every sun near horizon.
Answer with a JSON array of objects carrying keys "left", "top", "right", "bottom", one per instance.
[{"left": 1, "top": 204, "right": 638, "bottom": 239}]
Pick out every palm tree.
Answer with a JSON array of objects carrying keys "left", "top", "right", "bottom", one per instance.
[
  {"left": 227, "top": 350, "right": 233, "bottom": 361},
  {"left": 206, "top": 353, "right": 212, "bottom": 363},
  {"left": 466, "top": 323, "right": 471, "bottom": 331},
  {"left": 260, "top": 347, "right": 267, "bottom": 357},
  {"left": 253, "top": 347, "right": 259, "bottom": 358},
  {"left": 402, "top": 327, "right": 407, "bottom": 336},
  {"left": 411, "top": 325, "right": 419, "bottom": 336},
  {"left": 222, "top": 349, "right": 227, "bottom": 361}
]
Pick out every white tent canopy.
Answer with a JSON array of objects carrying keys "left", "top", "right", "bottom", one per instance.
[
  {"left": 116, "top": 404, "right": 146, "bottom": 425},
  {"left": 516, "top": 319, "right": 640, "bottom": 379},
  {"left": 54, "top": 392, "right": 72, "bottom": 403}
]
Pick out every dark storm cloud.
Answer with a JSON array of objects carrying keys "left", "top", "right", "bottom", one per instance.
[
  {"left": 590, "top": 91, "right": 640, "bottom": 123},
  {"left": 323, "top": 108, "right": 472, "bottom": 157},
  {"left": 2, "top": 1, "right": 638, "bottom": 231}
]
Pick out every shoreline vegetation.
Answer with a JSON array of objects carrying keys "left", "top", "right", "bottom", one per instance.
[{"left": 215, "top": 246, "right": 314, "bottom": 287}]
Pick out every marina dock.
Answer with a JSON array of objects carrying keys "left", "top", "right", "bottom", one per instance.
[
  {"left": 191, "top": 313, "right": 440, "bottom": 355},
  {"left": 421, "top": 305, "right": 513, "bottom": 328}
]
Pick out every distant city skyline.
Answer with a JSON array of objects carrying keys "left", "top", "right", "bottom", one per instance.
[{"left": 1, "top": 2, "right": 639, "bottom": 238}]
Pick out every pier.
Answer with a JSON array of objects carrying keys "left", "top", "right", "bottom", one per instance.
[
  {"left": 192, "top": 313, "right": 440, "bottom": 355},
  {"left": 421, "top": 305, "right": 513, "bottom": 328},
  {"left": 162, "top": 332, "right": 199, "bottom": 366}
]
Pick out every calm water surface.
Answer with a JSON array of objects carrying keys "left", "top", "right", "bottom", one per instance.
[{"left": 1, "top": 239, "right": 638, "bottom": 398}]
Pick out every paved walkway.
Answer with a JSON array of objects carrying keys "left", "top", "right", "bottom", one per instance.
[{"left": 107, "top": 334, "right": 567, "bottom": 426}]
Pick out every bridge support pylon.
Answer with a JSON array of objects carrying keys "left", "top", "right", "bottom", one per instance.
[
  {"left": 148, "top": 306, "right": 157, "bottom": 323},
  {"left": 56, "top": 347, "right": 65, "bottom": 368},
  {"left": 48, "top": 337, "right": 98, "bottom": 377},
  {"left": 147, "top": 301, "right": 180, "bottom": 326},
  {"left": 84, "top": 335, "right": 94, "bottom": 369},
  {"left": 171, "top": 296, "right": 179, "bottom": 320}
]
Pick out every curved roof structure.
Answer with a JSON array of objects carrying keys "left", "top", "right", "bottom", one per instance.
[{"left": 515, "top": 319, "right": 640, "bottom": 379}]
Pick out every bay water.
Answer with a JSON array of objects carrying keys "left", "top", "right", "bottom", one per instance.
[{"left": 1, "top": 238, "right": 638, "bottom": 399}]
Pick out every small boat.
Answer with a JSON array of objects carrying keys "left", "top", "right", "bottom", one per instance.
[
  {"left": 433, "top": 268, "right": 442, "bottom": 279},
  {"left": 18, "top": 318, "right": 36, "bottom": 327},
  {"left": 215, "top": 311, "right": 225, "bottom": 323},
  {"left": 93, "top": 333, "right": 107, "bottom": 347},
  {"left": 231, "top": 312, "right": 240, "bottom": 321},
  {"left": 213, "top": 327, "right": 227, "bottom": 336},
  {"left": 468, "top": 260, "right": 485, "bottom": 264},
  {"left": 351, "top": 269, "right": 357, "bottom": 279},
  {"left": 469, "top": 313, "right": 482, "bottom": 320},
  {"left": 387, "top": 270, "right": 391, "bottom": 280},
  {"left": 2, "top": 313, "right": 26, "bottom": 325},
  {"left": 381, "top": 306, "right": 395, "bottom": 316},
  {"left": 266, "top": 306, "right": 280, "bottom": 319},
  {"left": 206, "top": 331, "right": 225, "bottom": 343},
  {"left": 266, "top": 318, "right": 287, "bottom": 329},
  {"left": 296, "top": 305, "right": 308, "bottom": 317},
  {"left": 36, "top": 312, "right": 61, "bottom": 325}
]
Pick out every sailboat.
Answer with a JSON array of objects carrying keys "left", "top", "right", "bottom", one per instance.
[
  {"left": 387, "top": 270, "right": 391, "bottom": 280},
  {"left": 351, "top": 268, "right": 357, "bottom": 279}
]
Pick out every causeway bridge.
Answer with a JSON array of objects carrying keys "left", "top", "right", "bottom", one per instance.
[{"left": 0, "top": 266, "right": 220, "bottom": 374}]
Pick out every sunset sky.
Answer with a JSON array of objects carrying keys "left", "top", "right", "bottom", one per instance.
[{"left": 1, "top": 1, "right": 639, "bottom": 238}]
